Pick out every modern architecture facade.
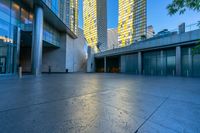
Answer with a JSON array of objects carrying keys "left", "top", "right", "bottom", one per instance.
[
  {"left": 107, "top": 28, "right": 118, "bottom": 50},
  {"left": 118, "top": 0, "right": 147, "bottom": 47},
  {"left": 83, "top": 0, "right": 107, "bottom": 52},
  {"left": 0, "top": 0, "right": 79, "bottom": 76},
  {"left": 93, "top": 27, "right": 200, "bottom": 77}
]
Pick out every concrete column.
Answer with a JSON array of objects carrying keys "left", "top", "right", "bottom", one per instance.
[
  {"left": 120, "top": 55, "right": 126, "bottom": 73},
  {"left": 188, "top": 48, "right": 192, "bottom": 76},
  {"left": 31, "top": 5, "right": 43, "bottom": 76},
  {"left": 176, "top": 46, "right": 181, "bottom": 76},
  {"left": 138, "top": 52, "right": 142, "bottom": 75},
  {"left": 87, "top": 46, "right": 95, "bottom": 72},
  {"left": 104, "top": 57, "right": 107, "bottom": 73},
  {"left": 15, "top": 27, "right": 21, "bottom": 73}
]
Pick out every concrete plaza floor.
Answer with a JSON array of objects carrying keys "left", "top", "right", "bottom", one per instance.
[{"left": 0, "top": 73, "right": 199, "bottom": 133}]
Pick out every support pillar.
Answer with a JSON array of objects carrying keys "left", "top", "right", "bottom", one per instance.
[
  {"left": 104, "top": 57, "right": 106, "bottom": 73},
  {"left": 87, "top": 46, "right": 95, "bottom": 72},
  {"left": 15, "top": 27, "right": 21, "bottom": 73},
  {"left": 176, "top": 46, "right": 181, "bottom": 76},
  {"left": 31, "top": 5, "right": 44, "bottom": 76},
  {"left": 160, "top": 50, "right": 164, "bottom": 75},
  {"left": 120, "top": 55, "right": 126, "bottom": 73},
  {"left": 138, "top": 52, "right": 142, "bottom": 75},
  {"left": 188, "top": 48, "right": 192, "bottom": 76}
]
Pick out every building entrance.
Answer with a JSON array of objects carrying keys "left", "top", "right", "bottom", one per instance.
[{"left": 19, "top": 31, "right": 32, "bottom": 73}]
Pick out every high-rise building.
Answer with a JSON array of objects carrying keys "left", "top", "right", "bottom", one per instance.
[
  {"left": 83, "top": 0, "right": 107, "bottom": 52},
  {"left": 66, "top": 0, "right": 79, "bottom": 34},
  {"left": 147, "top": 25, "right": 155, "bottom": 38},
  {"left": 107, "top": 28, "right": 118, "bottom": 49},
  {"left": 0, "top": 0, "right": 78, "bottom": 76},
  {"left": 118, "top": 0, "right": 147, "bottom": 47}
]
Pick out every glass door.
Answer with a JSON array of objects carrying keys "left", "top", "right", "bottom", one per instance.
[{"left": 0, "top": 56, "right": 6, "bottom": 74}]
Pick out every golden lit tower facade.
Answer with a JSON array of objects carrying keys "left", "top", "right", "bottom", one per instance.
[
  {"left": 118, "top": 0, "right": 147, "bottom": 47},
  {"left": 83, "top": 0, "right": 107, "bottom": 52}
]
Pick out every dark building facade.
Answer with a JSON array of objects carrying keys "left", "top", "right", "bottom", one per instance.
[{"left": 94, "top": 29, "right": 200, "bottom": 77}]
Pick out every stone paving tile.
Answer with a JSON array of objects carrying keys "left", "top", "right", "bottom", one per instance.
[
  {"left": 0, "top": 95, "right": 144, "bottom": 133},
  {"left": 84, "top": 90, "right": 166, "bottom": 119},
  {"left": 0, "top": 73, "right": 200, "bottom": 133},
  {"left": 170, "top": 89, "right": 200, "bottom": 105},
  {"left": 138, "top": 121, "right": 178, "bottom": 133},
  {"left": 149, "top": 99, "right": 200, "bottom": 133}
]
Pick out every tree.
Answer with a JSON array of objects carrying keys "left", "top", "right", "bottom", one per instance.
[
  {"left": 167, "top": 0, "right": 200, "bottom": 15},
  {"left": 167, "top": 0, "right": 200, "bottom": 54},
  {"left": 192, "top": 44, "right": 200, "bottom": 54}
]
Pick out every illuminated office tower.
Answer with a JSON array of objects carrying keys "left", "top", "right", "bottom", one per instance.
[
  {"left": 66, "top": 0, "right": 79, "bottom": 34},
  {"left": 83, "top": 0, "right": 107, "bottom": 52},
  {"left": 118, "top": 0, "right": 147, "bottom": 47},
  {"left": 71, "top": 0, "right": 78, "bottom": 34}
]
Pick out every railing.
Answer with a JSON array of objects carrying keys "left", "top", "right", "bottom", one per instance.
[
  {"left": 185, "top": 22, "right": 200, "bottom": 32},
  {"left": 168, "top": 22, "right": 200, "bottom": 34},
  {"left": 103, "top": 22, "right": 200, "bottom": 52}
]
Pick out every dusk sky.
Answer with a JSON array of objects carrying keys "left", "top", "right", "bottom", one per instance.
[{"left": 78, "top": 0, "right": 200, "bottom": 33}]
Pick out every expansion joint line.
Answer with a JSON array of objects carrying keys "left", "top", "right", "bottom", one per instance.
[{"left": 134, "top": 96, "right": 169, "bottom": 133}]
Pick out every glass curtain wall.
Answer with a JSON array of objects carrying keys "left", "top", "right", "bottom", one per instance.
[
  {"left": 124, "top": 54, "right": 138, "bottom": 74},
  {"left": 143, "top": 51, "right": 161, "bottom": 75},
  {"left": 43, "top": 22, "right": 61, "bottom": 47},
  {"left": 165, "top": 49, "right": 176, "bottom": 76},
  {"left": 182, "top": 46, "right": 200, "bottom": 77},
  {"left": 142, "top": 49, "right": 176, "bottom": 76},
  {"left": 181, "top": 47, "right": 192, "bottom": 76},
  {"left": 42, "top": 0, "right": 78, "bottom": 35},
  {"left": 192, "top": 50, "right": 200, "bottom": 77},
  {"left": 0, "top": 0, "right": 19, "bottom": 74}
]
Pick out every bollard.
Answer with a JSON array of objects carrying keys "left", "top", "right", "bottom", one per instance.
[{"left": 19, "top": 66, "right": 22, "bottom": 78}]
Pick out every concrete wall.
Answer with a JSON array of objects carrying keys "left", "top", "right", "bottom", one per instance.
[
  {"left": 42, "top": 34, "right": 67, "bottom": 73},
  {"left": 20, "top": 33, "right": 67, "bottom": 73},
  {"left": 73, "top": 29, "right": 87, "bottom": 72},
  {"left": 66, "top": 34, "right": 74, "bottom": 72},
  {"left": 66, "top": 28, "right": 87, "bottom": 72},
  {"left": 120, "top": 56, "right": 126, "bottom": 73}
]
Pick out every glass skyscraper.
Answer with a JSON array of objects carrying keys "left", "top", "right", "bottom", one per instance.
[
  {"left": 0, "top": 0, "right": 78, "bottom": 75},
  {"left": 83, "top": 0, "right": 107, "bottom": 52},
  {"left": 118, "top": 0, "right": 147, "bottom": 47}
]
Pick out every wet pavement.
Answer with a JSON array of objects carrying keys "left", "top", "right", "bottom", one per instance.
[{"left": 0, "top": 73, "right": 199, "bottom": 133}]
